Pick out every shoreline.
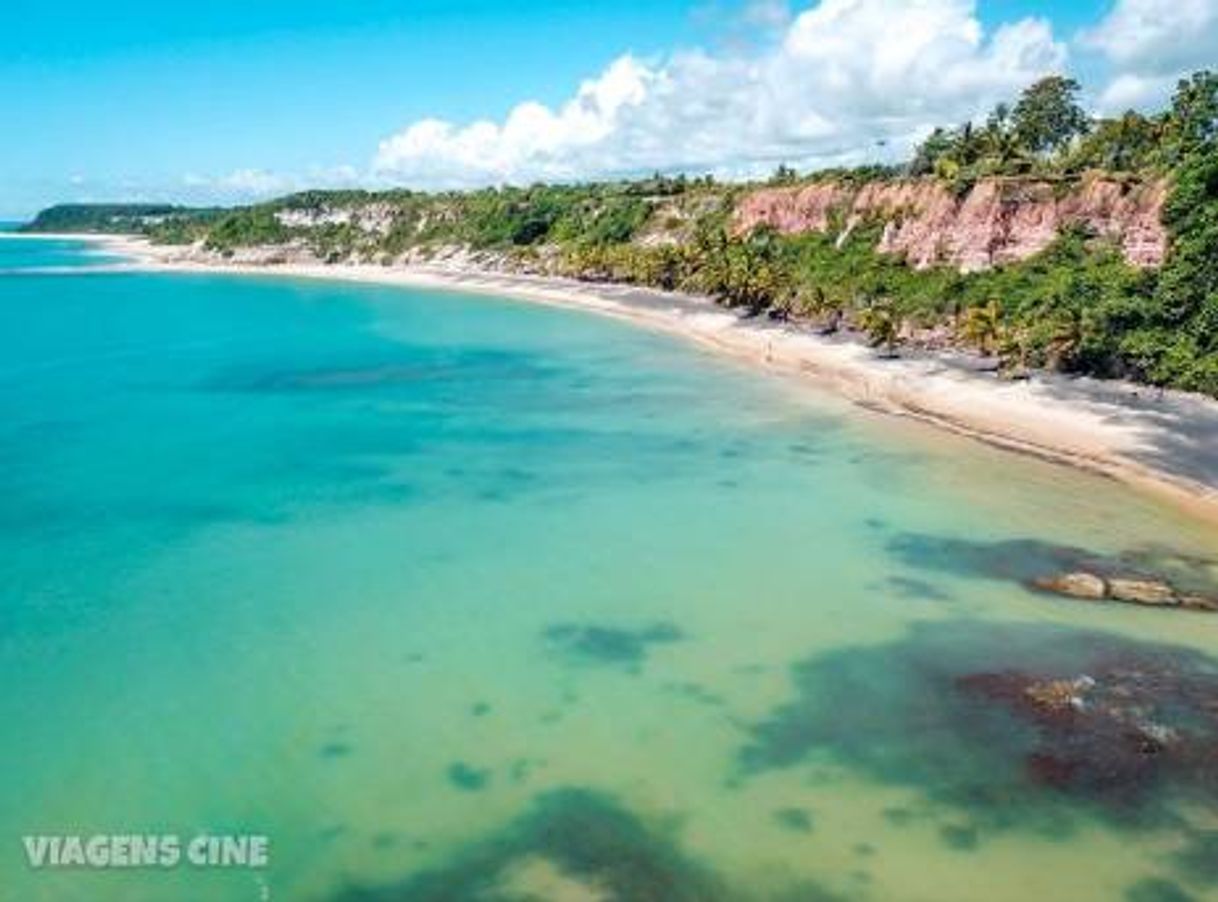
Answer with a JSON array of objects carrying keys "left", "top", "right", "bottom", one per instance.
[{"left": 22, "top": 232, "right": 1218, "bottom": 526}]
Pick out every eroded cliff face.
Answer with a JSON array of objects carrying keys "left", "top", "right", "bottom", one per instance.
[
  {"left": 734, "top": 175, "right": 1168, "bottom": 271},
  {"left": 275, "top": 202, "right": 397, "bottom": 235}
]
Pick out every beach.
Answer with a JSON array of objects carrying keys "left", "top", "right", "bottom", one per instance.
[{"left": 73, "top": 233, "right": 1218, "bottom": 526}]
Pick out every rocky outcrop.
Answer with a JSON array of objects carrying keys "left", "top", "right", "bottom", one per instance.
[
  {"left": 1033, "top": 571, "right": 1107, "bottom": 601},
  {"left": 957, "top": 647, "right": 1218, "bottom": 806},
  {"left": 1032, "top": 570, "right": 1218, "bottom": 611},
  {"left": 734, "top": 175, "right": 1168, "bottom": 272}
]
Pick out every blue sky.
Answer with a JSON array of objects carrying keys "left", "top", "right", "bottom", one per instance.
[{"left": 2, "top": 0, "right": 1213, "bottom": 218}]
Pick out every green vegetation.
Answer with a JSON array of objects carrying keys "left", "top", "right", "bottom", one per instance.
[
  {"left": 19, "top": 203, "right": 222, "bottom": 235},
  {"left": 22, "top": 72, "right": 1218, "bottom": 396},
  {"left": 911, "top": 71, "right": 1218, "bottom": 182}
]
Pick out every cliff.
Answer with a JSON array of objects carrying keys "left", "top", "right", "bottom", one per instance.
[{"left": 733, "top": 175, "right": 1168, "bottom": 271}]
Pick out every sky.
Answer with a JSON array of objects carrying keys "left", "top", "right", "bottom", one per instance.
[{"left": 2, "top": 0, "right": 1216, "bottom": 218}]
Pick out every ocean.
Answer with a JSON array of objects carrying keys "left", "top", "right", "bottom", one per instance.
[{"left": 2, "top": 237, "right": 1217, "bottom": 901}]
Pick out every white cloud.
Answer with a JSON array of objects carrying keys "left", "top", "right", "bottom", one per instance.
[
  {"left": 1093, "top": 73, "right": 1175, "bottom": 112},
  {"left": 218, "top": 168, "right": 292, "bottom": 195},
  {"left": 1083, "top": 0, "right": 1218, "bottom": 112},
  {"left": 1084, "top": 0, "right": 1217, "bottom": 72},
  {"left": 180, "top": 165, "right": 363, "bottom": 201},
  {"left": 742, "top": 0, "right": 793, "bottom": 30},
  {"left": 373, "top": 0, "right": 1066, "bottom": 187}
]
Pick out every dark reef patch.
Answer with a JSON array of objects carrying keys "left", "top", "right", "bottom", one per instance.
[
  {"left": 543, "top": 621, "right": 684, "bottom": 668},
  {"left": 508, "top": 757, "right": 544, "bottom": 785},
  {"left": 326, "top": 787, "right": 729, "bottom": 901},
  {"left": 210, "top": 363, "right": 436, "bottom": 392},
  {"left": 738, "top": 621, "right": 1218, "bottom": 832},
  {"left": 938, "top": 823, "right": 979, "bottom": 851},
  {"left": 884, "top": 534, "right": 1104, "bottom": 584},
  {"left": 1125, "top": 877, "right": 1198, "bottom": 902},
  {"left": 319, "top": 742, "right": 353, "bottom": 760},
  {"left": 770, "top": 880, "right": 851, "bottom": 902},
  {"left": 371, "top": 832, "right": 397, "bottom": 850},
  {"left": 446, "top": 761, "right": 491, "bottom": 792},
  {"left": 773, "top": 807, "right": 815, "bottom": 833},
  {"left": 884, "top": 533, "right": 1218, "bottom": 610},
  {"left": 884, "top": 576, "right": 955, "bottom": 602},
  {"left": 666, "top": 681, "right": 726, "bottom": 707},
  {"left": 881, "top": 807, "right": 915, "bottom": 827},
  {"left": 788, "top": 441, "right": 823, "bottom": 459},
  {"left": 205, "top": 347, "right": 554, "bottom": 396},
  {"left": 1173, "top": 829, "right": 1218, "bottom": 886}
]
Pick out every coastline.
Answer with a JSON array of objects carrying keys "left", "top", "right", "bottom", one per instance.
[{"left": 28, "top": 232, "right": 1218, "bottom": 526}]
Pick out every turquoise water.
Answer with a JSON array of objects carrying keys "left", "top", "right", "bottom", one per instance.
[
  {"left": 0, "top": 234, "right": 119, "bottom": 271},
  {"left": 2, "top": 238, "right": 1218, "bottom": 901}
]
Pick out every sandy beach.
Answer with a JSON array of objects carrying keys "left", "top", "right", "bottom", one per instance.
[{"left": 43, "top": 232, "right": 1218, "bottom": 525}]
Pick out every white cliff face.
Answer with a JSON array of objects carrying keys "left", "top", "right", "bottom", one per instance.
[
  {"left": 275, "top": 202, "right": 398, "bottom": 236},
  {"left": 734, "top": 175, "right": 1168, "bottom": 271}
]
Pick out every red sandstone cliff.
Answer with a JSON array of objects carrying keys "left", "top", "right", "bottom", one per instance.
[{"left": 734, "top": 175, "right": 1167, "bottom": 271}]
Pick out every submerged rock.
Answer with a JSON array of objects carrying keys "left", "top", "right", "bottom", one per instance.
[
  {"left": 1034, "top": 571, "right": 1107, "bottom": 600},
  {"left": 1022, "top": 675, "right": 1095, "bottom": 712},
  {"left": 956, "top": 666, "right": 1180, "bottom": 803},
  {"left": 1180, "top": 594, "right": 1218, "bottom": 612},
  {"left": 885, "top": 531, "right": 1218, "bottom": 613},
  {"left": 1108, "top": 578, "right": 1178, "bottom": 606},
  {"left": 739, "top": 621, "right": 1218, "bottom": 826},
  {"left": 1032, "top": 572, "right": 1218, "bottom": 611}
]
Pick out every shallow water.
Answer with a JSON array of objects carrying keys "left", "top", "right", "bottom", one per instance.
[{"left": 2, "top": 238, "right": 1218, "bottom": 901}]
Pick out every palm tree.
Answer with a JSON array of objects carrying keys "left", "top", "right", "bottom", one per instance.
[
  {"left": 998, "top": 323, "right": 1033, "bottom": 379},
  {"left": 859, "top": 299, "right": 902, "bottom": 358},
  {"left": 1046, "top": 308, "right": 1084, "bottom": 371},
  {"left": 961, "top": 299, "right": 1003, "bottom": 356}
]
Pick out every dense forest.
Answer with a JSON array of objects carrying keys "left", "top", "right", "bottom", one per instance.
[
  {"left": 23, "top": 72, "right": 1218, "bottom": 395},
  {"left": 21, "top": 203, "right": 222, "bottom": 234}
]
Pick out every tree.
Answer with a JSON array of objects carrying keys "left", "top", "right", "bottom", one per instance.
[
  {"left": 1067, "top": 111, "right": 1162, "bottom": 172},
  {"left": 1012, "top": 76, "right": 1090, "bottom": 156},
  {"left": 770, "top": 164, "right": 800, "bottom": 185},
  {"left": 979, "top": 102, "right": 1024, "bottom": 168},
  {"left": 910, "top": 127, "right": 955, "bottom": 176},
  {"left": 1150, "top": 128, "right": 1218, "bottom": 392},
  {"left": 859, "top": 299, "right": 902, "bottom": 357},
  {"left": 1045, "top": 307, "right": 1085, "bottom": 371},
  {"left": 961, "top": 299, "right": 1003, "bottom": 355},
  {"left": 1164, "top": 70, "right": 1218, "bottom": 160}
]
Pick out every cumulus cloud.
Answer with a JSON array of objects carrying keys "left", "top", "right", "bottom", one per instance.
[
  {"left": 1083, "top": 0, "right": 1218, "bottom": 112},
  {"left": 373, "top": 0, "right": 1066, "bottom": 187}
]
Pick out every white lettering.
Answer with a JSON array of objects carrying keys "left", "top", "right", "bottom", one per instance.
[
  {"left": 186, "top": 834, "right": 212, "bottom": 866},
  {"left": 60, "top": 836, "right": 85, "bottom": 866},
  {"left": 21, "top": 836, "right": 53, "bottom": 868},
  {"left": 159, "top": 835, "right": 181, "bottom": 868},
  {"left": 248, "top": 836, "right": 268, "bottom": 868},
  {"left": 84, "top": 835, "right": 110, "bottom": 867},
  {"left": 20, "top": 833, "right": 267, "bottom": 869}
]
